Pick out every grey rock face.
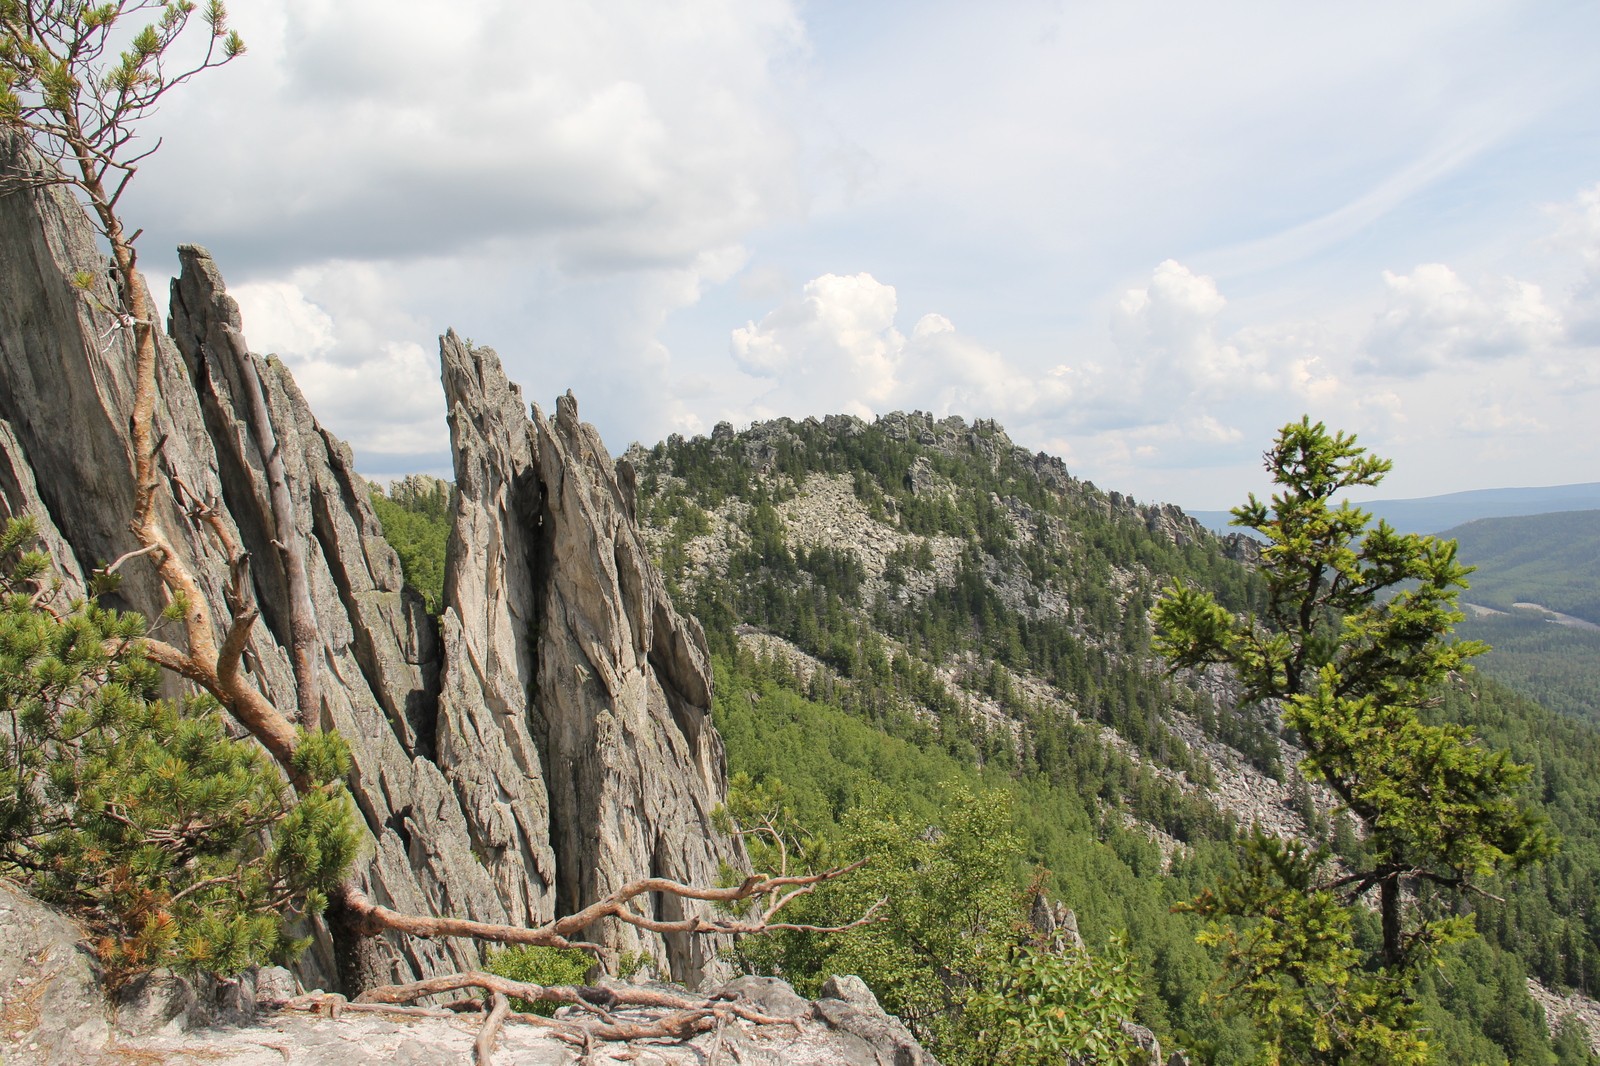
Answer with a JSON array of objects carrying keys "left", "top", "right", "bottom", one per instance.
[
  {"left": 1027, "top": 895, "right": 1085, "bottom": 951},
  {"left": 1220, "top": 530, "right": 1263, "bottom": 565},
  {"left": 718, "top": 975, "right": 815, "bottom": 1019},
  {"left": 0, "top": 135, "right": 743, "bottom": 994},
  {"left": 440, "top": 338, "right": 743, "bottom": 982},
  {"left": 1120, "top": 1019, "right": 1164, "bottom": 1066},
  {"left": 0, "top": 883, "right": 108, "bottom": 1066},
  {"left": 114, "top": 966, "right": 282, "bottom": 1037},
  {"left": 431, "top": 334, "right": 559, "bottom": 935}
]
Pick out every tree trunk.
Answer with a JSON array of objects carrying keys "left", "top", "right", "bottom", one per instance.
[{"left": 1380, "top": 875, "right": 1403, "bottom": 969}]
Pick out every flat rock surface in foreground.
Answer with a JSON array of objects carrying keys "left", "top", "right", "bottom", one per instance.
[{"left": 40, "top": 1007, "right": 903, "bottom": 1065}]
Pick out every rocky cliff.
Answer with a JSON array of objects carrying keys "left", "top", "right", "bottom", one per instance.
[{"left": 0, "top": 133, "right": 741, "bottom": 994}]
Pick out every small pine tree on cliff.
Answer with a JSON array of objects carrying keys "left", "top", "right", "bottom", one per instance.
[
  {"left": 1155, "top": 418, "right": 1553, "bottom": 1065},
  {"left": 0, "top": 517, "right": 358, "bottom": 980}
]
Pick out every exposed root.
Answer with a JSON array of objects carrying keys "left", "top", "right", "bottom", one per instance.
[{"left": 278, "top": 973, "right": 817, "bottom": 1064}]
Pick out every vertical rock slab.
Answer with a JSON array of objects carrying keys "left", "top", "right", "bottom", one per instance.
[
  {"left": 434, "top": 333, "right": 558, "bottom": 929},
  {"left": 439, "top": 340, "right": 743, "bottom": 985},
  {"left": 533, "top": 391, "right": 740, "bottom": 985}
]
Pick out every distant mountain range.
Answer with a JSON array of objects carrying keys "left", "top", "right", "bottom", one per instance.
[{"left": 1187, "top": 481, "right": 1600, "bottom": 536}]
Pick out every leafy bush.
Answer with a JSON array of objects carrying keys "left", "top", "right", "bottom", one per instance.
[
  {"left": 483, "top": 944, "right": 595, "bottom": 1015},
  {"left": 720, "top": 777, "right": 1146, "bottom": 1065},
  {"left": 0, "top": 517, "right": 359, "bottom": 982},
  {"left": 967, "top": 936, "right": 1143, "bottom": 1066}
]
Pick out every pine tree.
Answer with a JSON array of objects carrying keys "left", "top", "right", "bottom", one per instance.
[
  {"left": 1155, "top": 418, "right": 1554, "bottom": 1064},
  {"left": 0, "top": 518, "right": 358, "bottom": 982}
]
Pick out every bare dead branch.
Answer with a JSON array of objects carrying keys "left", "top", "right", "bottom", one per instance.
[
  {"left": 341, "top": 860, "right": 877, "bottom": 951},
  {"left": 101, "top": 543, "right": 159, "bottom": 574},
  {"left": 545, "top": 861, "right": 871, "bottom": 939}
]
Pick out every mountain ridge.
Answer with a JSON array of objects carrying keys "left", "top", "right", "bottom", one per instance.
[{"left": 1191, "top": 481, "right": 1600, "bottom": 536}]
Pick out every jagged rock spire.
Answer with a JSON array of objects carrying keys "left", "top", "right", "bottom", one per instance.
[
  {"left": 440, "top": 336, "right": 742, "bottom": 984},
  {"left": 0, "top": 131, "right": 744, "bottom": 992}
]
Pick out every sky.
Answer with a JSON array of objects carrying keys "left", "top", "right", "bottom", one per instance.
[{"left": 121, "top": 0, "right": 1600, "bottom": 509}]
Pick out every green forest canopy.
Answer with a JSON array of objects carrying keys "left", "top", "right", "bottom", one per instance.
[{"left": 1445, "top": 509, "right": 1600, "bottom": 623}]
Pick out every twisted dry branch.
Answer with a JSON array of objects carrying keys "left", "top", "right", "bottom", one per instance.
[
  {"left": 283, "top": 971, "right": 815, "bottom": 1064},
  {"left": 341, "top": 861, "right": 883, "bottom": 948}
]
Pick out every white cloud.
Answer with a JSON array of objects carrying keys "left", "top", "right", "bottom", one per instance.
[
  {"left": 232, "top": 265, "right": 447, "bottom": 465},
  {"left": 726, "top": 273, "right": 1058, "bottom": 424},
  {"left": 724, "top": 259, "right": 1353, "bottom": 477},
  {"left": 1552, "top": 182, "right": 1600, "bottom": 347},
  {"left": 1360, "top": 263, "right": 1563, "bottom": 375},
  {"left": 765, "top": 249, "right": 1540, "bottom": 496},
  {"left": 1457, "top": 402, "right": 1545, "bottom": 436},
  {"left": 731, "top": 273, "right": 903, "bottom": 417},
  {"left": 100, "top": 0, "right": 1600, "bottom": 509},
  {"left": 135, "top": 0, "right": 805, "bottom": 274},
  {"left": 1111, "top": 260, "right": 1252, "bottom": 401},
  {"left": 900, "top": 313, "right": 1046, "bottom": 420},
  {"left": 230, "top": 280, "right": 336, "bottom": 359},
  {"left": 1109, "top": 262, "right": 1341, "bottom": 407},
  {"left": 723, "top": 261, "right": 1331, "bottom": 468},
  {"left": 124, "top": 0, "right": 803, "bottom": 467}
]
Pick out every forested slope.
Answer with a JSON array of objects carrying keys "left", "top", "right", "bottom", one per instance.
[
  {"left": 374, "top": 409, "right": 1600, "bottom": 1066},
  {"left": 1447, "top": 509, "right": 1600, "bottom": 623}
]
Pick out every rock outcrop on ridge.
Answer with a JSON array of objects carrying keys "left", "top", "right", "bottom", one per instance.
[
  {"left": 0, "top": 132, "right": 741, "bottom": 994},
  {"left": 0, "top": 884, "right": 943, "bottom": 1066},
  {"left": 438, "top": 336, "right": 739, "bottom": 980}
]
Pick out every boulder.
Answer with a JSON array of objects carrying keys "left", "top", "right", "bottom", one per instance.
[
  {"left": 0, "top": 883, "right": 107, "bottom": 1066},
  {"left": 814, "top": 974, "right": 939, "bottom": 1066}
]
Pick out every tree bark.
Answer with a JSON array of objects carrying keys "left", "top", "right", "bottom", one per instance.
[{"left": 1380, "top": 875, "right": 1403, "bottom": 969}]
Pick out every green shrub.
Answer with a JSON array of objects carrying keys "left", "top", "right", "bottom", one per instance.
[
  {"left": 0, "top": 517, "right": 359, "bottom": 983},
  {"left": 483, "top": 944, "right": 595, "bottom": 1015},
  {"left": 967, "top": 935, "right": 1143, "bottom": 1066},
  {"left": 721, "top": 780, "right": 1145, "bottom": 1064},
  {"left": 370, "top": 476, "right": 452, "bottom": 613}
]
